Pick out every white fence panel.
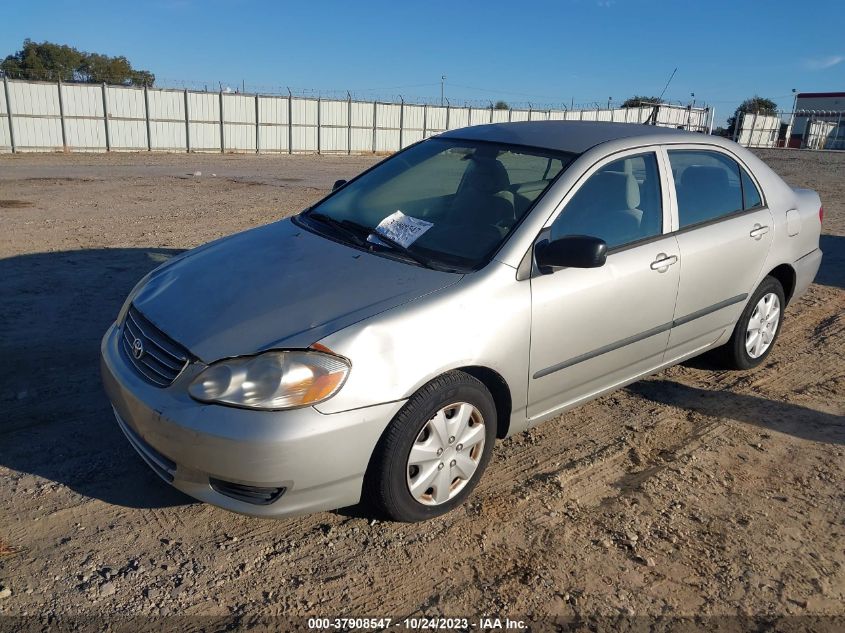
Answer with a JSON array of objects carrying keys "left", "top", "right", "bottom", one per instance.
[
  {"left": 258, "top": 95, "right": 288, "bottom": 152},
  {"left": 187, "top": 91, "right": 219, "bottom": 151},
  {"left": 223, "top": 94, "right": 256, "bottom": 151},
  {"left": 375, "top": 128, "right": 399, "bottom": 152},
  {"left": 320, "top": 100, "right": 348, "bottom": 153},
  {"left": 375, "top": 103, "right": 400, "bottom": 129},
  {"left": 469, "top": 108, "right": 491, "bottom": 126},
  {"left": 107, "top": 86, "right": 144, "bottom": 117},
  {"left": 291, "top": 99, "right": 318, "bottom": 153},
  {"left": 62, "top": 83, "right": 104, "bottom": 117},
  {"left": 107, "top": 86, "right": 146, "bottom": 150},
  {"left": 322, "top": 126, "right": 347, "bottom": 153},
  {"left": 147, "top": 89, "right": 185, "bottom": 150},
  {"left": 62, "top": 84, "right": 106, "bottom": 150},
  {"left": 403, "top": 105, "right": 425, "bottom": 146},
  {"left": 258, "top": 95, "right": 288, "bottom": 124},
  {"left": 425, "top": 106, "right": 447, "bottom": 134},
  {"left": 350, "top": 127, "right": 373, "bottom": 152},
  {"left": 510, "top": 110, "right": 529, "bottom": 122},
  {"left": 492, "top": 109, "right": 509, "bottom": 123},
  {"left": 15, "top": 115, "right": 63, "bottom": 149},
  {"left": 350, "top": 101, "right": 374, "bottom": 152},
  {"left": 109, "top": 117, "right": 147, "bottom": 150},
  {"left": 375, "top": 103, "right": 401, "bottom": 152},
  {"left": 9, "top": 81, "right": 62, "bottom": 149},
  {"left": 10, "top": 81, "right": 59, "bottom": 115},
  {"left": 448, "top": 108, "right": 469, "bottom": 129}
]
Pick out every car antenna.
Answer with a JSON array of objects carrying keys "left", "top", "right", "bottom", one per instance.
[{"left": 658, "top": 67, "right": 678, "bottom": 102}]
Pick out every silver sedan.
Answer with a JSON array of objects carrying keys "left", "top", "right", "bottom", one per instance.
[{"left": 101, "top": 121, "right": 823, "bottom": 522}]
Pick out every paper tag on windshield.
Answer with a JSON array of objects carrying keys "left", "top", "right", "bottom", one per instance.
[{"left": 371, "top": 210, "right": 433, "bottom": 248}]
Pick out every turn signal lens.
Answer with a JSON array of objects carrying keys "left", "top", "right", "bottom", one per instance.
[
  {"left": 189, "top": 350, "right": 350, "bottom": 410},
  {"left": 819, "top": 206, "right": 824, "bottom": 224}
]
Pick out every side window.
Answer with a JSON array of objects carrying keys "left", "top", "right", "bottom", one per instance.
[
  {"left": 740, "top": 167, "right": 763, "bottom": 209},
  {"left": 668, "top": 150, "right": 743, "bottom": 228},
  {"left": 551, "top": 152, "right": 662, "bottom": 249}
]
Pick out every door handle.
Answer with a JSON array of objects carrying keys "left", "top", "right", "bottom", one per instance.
[
  {"left": 650, "top": 253, "right": 678, "bottom": 272},
  {"left": 750, "top": 224, "right": 770, "bottom": 240}
]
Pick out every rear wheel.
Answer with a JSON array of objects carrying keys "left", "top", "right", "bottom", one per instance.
[
  {"left": 365, "top": 371, "right": 496, "bottom": 522},
  {"left": 718, "top": 276, "right": 785, "bottom": 369}
]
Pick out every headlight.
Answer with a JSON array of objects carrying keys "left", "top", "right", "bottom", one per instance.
[{"left": 188, "top": 350, "right": 350, "bottom": 410}]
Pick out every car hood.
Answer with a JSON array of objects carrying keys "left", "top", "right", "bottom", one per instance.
[{"left": 132, "top": 218, "right": 462, "bottom": 362}]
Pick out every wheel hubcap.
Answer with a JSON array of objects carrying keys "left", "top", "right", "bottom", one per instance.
[
  {"left": 406, "top": 402, "right": 486, "bottom": 506},
  {"left": 745, "top": 292, "right": 780, "bottom": 359}
]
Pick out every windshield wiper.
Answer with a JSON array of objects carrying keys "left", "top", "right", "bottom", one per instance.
[
  {"left": 305, "top": 211, "right": 459, "bottom": 272},
  {"left": 305, "top": 212, "right": 369, "bottom": 247},
  {"left": 367, "top": 231, "right": 447, "bottom": 270}
]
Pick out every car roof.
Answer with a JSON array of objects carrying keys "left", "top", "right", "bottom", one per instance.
[{"left": 438, "top": 120, "right": 706, "bottom": 154}]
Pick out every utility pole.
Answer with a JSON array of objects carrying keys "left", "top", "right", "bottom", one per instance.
[
  {"left": 440, "top": 75, "right": 446, "bottom": 106},
  {"left": 785, "top": 88, "right": 799, "bottom": 148}
]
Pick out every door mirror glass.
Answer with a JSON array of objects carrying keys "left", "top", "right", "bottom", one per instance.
[
  {"left": 535, "top": 235, "right": 607, "bottom": 272},
  {"left": 332, "top": 179, "right": 348, "bottom": 191}
]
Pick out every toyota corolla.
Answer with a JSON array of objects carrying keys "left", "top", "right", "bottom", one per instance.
[{"left": 101, "top": 121, "right": 823, "bottom": 522}]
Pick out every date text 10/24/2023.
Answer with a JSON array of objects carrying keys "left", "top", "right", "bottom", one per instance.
[{"left": 307, "top": 617, "right": 528, "bottom": 630}]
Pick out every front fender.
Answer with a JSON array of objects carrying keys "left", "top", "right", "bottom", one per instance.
[{"left": 314, "top": 262, "right": 531, "bottom": 434}]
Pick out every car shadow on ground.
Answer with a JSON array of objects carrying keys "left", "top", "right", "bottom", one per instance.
[
  {"left": 627, "top": 379, "right": 844, "bottom": 445},
  {"left": 0, "top": 247, "right": 196, "bottom": 509},
  {"left": 817, "top": 234, "right": 844, "bottom": 290}
]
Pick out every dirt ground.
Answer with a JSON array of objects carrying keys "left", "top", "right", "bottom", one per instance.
[{"left": 0, "top": 148, "right": 842, "bottom": 632}]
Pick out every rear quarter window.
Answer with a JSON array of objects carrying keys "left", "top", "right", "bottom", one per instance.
[{"left": 740, "top": 167, "right": 763, "bottom": 209}]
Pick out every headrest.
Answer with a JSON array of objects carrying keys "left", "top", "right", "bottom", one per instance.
[
  {"left": 622, "top": 159, "right": 641, "bottom": 209},
  {"left": 681, "top": 165, "right": 728, "bottom": 192},
  {"left": 462, "top": 158, "right": 510, "bottom": 193},
  {"left": 578, "top": 171, "right": 629, "bottom": 211}
]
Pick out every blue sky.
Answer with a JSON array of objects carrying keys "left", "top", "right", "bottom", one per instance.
[{"left": 2, "top": 0, "right": 843, "bottom": 125}]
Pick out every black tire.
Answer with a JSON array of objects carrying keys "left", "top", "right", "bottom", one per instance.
[
  {"left": 717, "top": 276, "right": 785, "bottom": 370},
  {"left": 364, "top": 371, "right": 497, "bottom": 522}
]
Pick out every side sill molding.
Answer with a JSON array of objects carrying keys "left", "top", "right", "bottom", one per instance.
[{"left": 532, "top": 293, "right": 748, "bottom": 379}]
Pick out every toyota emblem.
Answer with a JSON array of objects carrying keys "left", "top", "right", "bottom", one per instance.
[{"left": 131, "top": 336, "right": 144, "bottom": 360}]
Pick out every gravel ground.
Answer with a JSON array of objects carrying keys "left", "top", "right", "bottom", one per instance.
[{"left": 0, "top": 149, "right": 843, "bottom": 632}]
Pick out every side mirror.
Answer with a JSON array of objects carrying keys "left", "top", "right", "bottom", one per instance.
[
  {"left": 332, "top": 179, "right": 347, "bottom": 191},
  {"left": 535, "top": 235, "right": 607, "bottom": 273}
]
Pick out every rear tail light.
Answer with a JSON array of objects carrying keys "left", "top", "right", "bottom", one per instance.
[{"left": 819, "top": 206, "right": 824, "bottom": 224}]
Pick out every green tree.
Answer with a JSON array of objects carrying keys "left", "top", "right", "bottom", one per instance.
[
  {"left": 726, "top": 96, "right": 778, "bottom": 136},
  {"left": 621, "top": 95, "right": 663, "bottom": 108},
  {"left": 1, "top": 39, "right": 154, "bottom": 86},
  {"left": 494, "top": 100, "right": 509, "bottom": 110}
]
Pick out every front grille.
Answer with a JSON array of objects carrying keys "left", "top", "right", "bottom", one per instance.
[
  {"left": 209, "top": 478, "right": 286, "bottom": 505},
  {"left": 121, "top": 305, "right": 190, "bottom": 387}
]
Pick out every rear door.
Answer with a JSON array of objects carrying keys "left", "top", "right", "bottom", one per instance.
[{"left": 663, "top": 147, "right": 774, "bottom": 361}]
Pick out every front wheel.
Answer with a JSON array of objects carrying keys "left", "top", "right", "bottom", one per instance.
[
  {"left": 365, "top": 371, "right": 497, "bottom": 522},
  {"left": 718, "top": 276, "right": 785, "bottom": 370}
]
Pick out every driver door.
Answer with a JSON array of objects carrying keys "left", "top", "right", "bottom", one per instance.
[{"left": 527, "top": 147, "right": 680, "bottom": 421}]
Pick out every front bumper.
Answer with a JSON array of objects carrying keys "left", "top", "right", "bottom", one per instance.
[{"left": 100, "top": 323, "right": 405, "bottom": 518}]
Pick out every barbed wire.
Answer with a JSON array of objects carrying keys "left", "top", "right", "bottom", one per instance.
[{"left": 0, "top": 68, "right": 709, "bottom": 111}]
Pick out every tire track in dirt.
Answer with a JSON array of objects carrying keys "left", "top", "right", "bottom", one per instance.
[{"left": 0, "top": 151, "right": 842, "bottom": 622}]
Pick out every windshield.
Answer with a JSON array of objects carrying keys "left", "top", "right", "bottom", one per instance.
[{"left": 302, "top": 138, "right": 575, "bottom": 271}]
